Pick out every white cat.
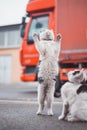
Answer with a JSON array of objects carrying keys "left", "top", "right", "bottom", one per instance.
[
  {"left": 58, "top": 69, "right": 87, "bottom": 121},
  {"left": 33, "top": 29, "right": 61, "bottom": 115}
]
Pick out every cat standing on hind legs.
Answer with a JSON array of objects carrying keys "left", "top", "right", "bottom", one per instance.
[{"left": 33, "top": 29, "right": 61, "bottom": 116}]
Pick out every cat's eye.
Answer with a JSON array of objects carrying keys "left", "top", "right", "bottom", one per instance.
[{"left": 73, "top": 70, "right": 80, "bottom": 75}]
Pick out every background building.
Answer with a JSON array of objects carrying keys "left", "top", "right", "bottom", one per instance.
[
  {"left": 0, "top": 0, "right": 28, "bottom": 83},
  {"left": 0, "top": 24, "right": 21, "bottom": 83}
]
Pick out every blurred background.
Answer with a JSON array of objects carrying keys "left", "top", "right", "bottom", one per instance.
[
  {"left": 0, "top": 0, "right": 29, "bottom": 83},
  {"left": 0, "top": 0, "right": 87, "bottom": 87}
]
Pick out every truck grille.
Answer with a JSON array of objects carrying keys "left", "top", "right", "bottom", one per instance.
[{"left": 25, "top": 66, "right": 38, "bottom": 74}]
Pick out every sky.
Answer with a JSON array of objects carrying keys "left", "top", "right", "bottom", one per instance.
[{"left": 0, "top": 0, "right": 29, "bottom": 26}]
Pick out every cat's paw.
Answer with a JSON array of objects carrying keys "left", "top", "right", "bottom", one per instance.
[
  {"left": 57, "top": 34, "right": 62, "bottom": 41},
  {"left": 33, "top": 33, "right": 38, "bottom": 37},
  {"left": 33, "top": 33, "right": 38, "bottom": 41},
  {"left": 47, "top": 111, "right": 54, "bottom": 116},
  {"left": 47, "top": 109, "right": 54, "bottom": 116},
  {"left": 58, "top": 115, "right": 64, "bottom": 120},
  {"left": 36, "top": 111, "right": 42, "bottom": 115},
  {"left": 67, "top": 115, "right": 79, "bottom": 122}
]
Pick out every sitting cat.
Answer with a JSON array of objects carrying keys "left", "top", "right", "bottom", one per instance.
[{"left": 58, "top": 69, "right": 87, "bottom": 121}]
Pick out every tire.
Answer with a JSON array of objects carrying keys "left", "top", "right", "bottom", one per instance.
[{"left": 54, "top": 74, "right": 61, "bottom": 98}]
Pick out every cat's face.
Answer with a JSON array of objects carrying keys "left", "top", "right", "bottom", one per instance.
[
  {"left": 39, "top": 29, "right": 54, "bottom": 41},
  {"left": 68, "top": 69, "right": 84, "bottom": 83}
]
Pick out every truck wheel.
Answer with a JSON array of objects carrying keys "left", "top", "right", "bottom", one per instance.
[{"left": 54, "top": 75, "right": 61, "bottom": 98}]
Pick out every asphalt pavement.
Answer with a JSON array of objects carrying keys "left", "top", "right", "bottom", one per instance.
[
  {"left": 0, "top": 82, "right": 61, "bottom": 102},
  {"left": 0, "top": 82, "right": 38, "bottom": 101},
  {"left": 0, "top": 82, "right": 87, "bottom": 130}
]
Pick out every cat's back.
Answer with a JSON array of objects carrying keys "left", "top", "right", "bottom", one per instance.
[
  {"left": 61, "top": 82, "right": 80, "bottom": 97},
  {"left": 61, "top": 82, "right": 79, "bottom": 105}
]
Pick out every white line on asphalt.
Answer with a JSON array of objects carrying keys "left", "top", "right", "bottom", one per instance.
[{"left": 0, "top": 100, "right": 62, "bottom": 105}]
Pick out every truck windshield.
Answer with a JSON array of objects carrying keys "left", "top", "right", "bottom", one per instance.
[{"left": 28, "top": 15, "right": 49, "bottom": 43}]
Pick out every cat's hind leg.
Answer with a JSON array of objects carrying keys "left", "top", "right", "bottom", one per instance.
[
  {"left": 67, "top": 115, "right": 79, "bottom": 122},
  {"left": 46, "top": 82, "right": 55, "bottom": 116},
  {"left": 37, "top": 83, "right": 45, "bottom": 115}
]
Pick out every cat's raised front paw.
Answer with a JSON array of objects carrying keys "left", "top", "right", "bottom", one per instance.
[
  {"left": 57, "top": 34, "right": 62, "bottom": 41},
  {"left": 33, "top": 33, "right": 37, "bottom": 37}
]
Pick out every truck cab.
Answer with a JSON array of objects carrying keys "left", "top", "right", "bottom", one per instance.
[{"left": 20, "top": 0, "right": 56, "bottom": 82}]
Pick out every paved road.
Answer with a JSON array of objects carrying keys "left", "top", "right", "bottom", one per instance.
[
  {"left": 0, "top": 82, "right": 61, "bottom": 102},
  {"left": 0, "top": 100, "right": 87, "bottom": 130},
  {"left": 0, "top": 82, "right": 38, "bottom": 101},
  {"left": 0, "top": 83, "right": 87, "bottom": 130}
]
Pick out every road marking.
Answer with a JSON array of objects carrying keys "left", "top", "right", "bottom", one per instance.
[{"left": 0, "top": 99, "right": 62, "bottom": 105}]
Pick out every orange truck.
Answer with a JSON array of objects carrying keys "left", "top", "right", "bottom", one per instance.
[{"left": 20, "top": 0, "right": 87, "bottom": 94}]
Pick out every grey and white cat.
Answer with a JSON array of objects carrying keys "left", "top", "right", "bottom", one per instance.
[
  {"left": 59, "top": 69, "right": 87, "bottom": 121},
  {"left": 33, "top": 29, "right": 61, "bottom": 115}
]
